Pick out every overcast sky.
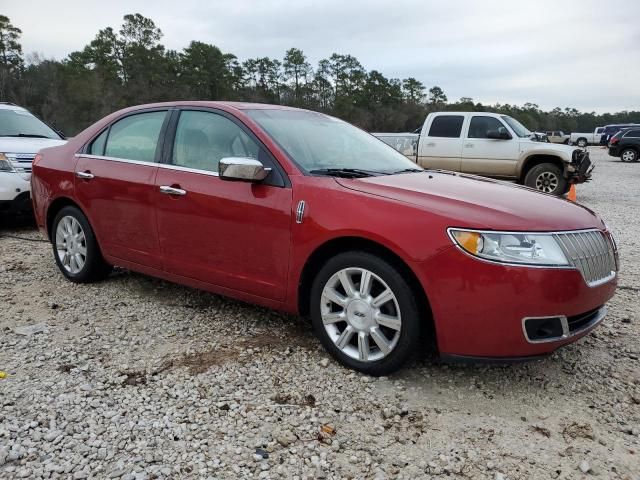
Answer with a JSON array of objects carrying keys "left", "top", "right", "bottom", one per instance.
[{"left": 5, "top": 0, "right": 640, "bottom": 113}]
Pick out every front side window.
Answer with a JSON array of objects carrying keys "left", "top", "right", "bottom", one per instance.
[
  {"left": 468, "top": 116, "right": 508, "bottom": 139},
  {"left": 428, "top": 115, "right": 464, "bottom": 138},
  {"left": 501, "top": 116, "right": 530, "bottom": 138},
  {"left": 172, "top": 111, "right": 259, "bottom": 173},
  {"left": 104, "top": 111, "right": 166, "bottom": 162}
]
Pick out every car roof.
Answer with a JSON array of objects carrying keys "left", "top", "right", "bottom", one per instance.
[
  {"left": 123, "top": 101, "right": 305, "bottom": 113},
  {"left": 0, "top": 103, "right": 29, "bottom": 112}
]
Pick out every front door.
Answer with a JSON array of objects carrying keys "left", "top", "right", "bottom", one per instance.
[
  {"left": 155, "top": 109, "right": 293, "bottom": 301},
  {"left": 74, "top": 110, "right": 169, "bottom": 267},
  {"left": 461, "top": 115, "right": 520, "bottom": 177}
]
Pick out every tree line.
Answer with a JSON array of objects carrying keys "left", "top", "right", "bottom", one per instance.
[{"left": 1, "top": 13, "right": 639, "bottom": 136}]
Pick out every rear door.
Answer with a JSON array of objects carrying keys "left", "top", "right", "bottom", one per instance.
[
  {"left": 154, "top": 109, "right": 293, "bottom": 301},
  {"left": 461, "top": 115, "right": 520, "bottom": 177},
  {"left": 75, "top": 109, "right": 169, "bottom": 267},
  {"left": 417, "top": 114, "right": 464, "bottom": 171}
]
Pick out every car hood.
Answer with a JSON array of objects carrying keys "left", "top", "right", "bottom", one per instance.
[
  {"left": 336, "top": 171, "right": 604, "bottom": 231},
  {"left": 524, "top": 137, "right": 575, "bottom": 154},
  {"left": 0, "top": 137, "right": 67, "bottom": 154}
]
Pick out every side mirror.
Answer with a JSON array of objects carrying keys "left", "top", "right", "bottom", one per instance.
[
  {"left": 487, "top": 127, "right": 511, "bottom": 140},
  {"left": 219, "top": 157, "right": 271, "bottom": 182}
]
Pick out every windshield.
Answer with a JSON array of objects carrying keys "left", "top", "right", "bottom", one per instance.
[
  {"left": 0, "top": 108, "right": 61, "bottom": 139},
  {"left": 501, "top": 115, "right": 531, "bottom": 138},
  {"left": 245, "top": 109, "right": 421, "bottom": 175}
]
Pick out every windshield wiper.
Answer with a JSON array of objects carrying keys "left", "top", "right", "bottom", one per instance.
[
  {"left": 392, "top": 168, "right": 424, "bottom": 174},
  {"left": 309, "top": 168, "right": 388, "bottom": 178},
  {"left": 2, "top": 133, "right": 51, "bottom": 139}
]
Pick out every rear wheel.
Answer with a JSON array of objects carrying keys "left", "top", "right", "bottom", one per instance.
[
  {"left": 310, "top": 251, "right": 421, "bottom": 375},
  {"left": 621, "top": 148, "right": 638, "bottom": 163},
  {"left": 52, "top": 206, "right": 112, "bottom": 283},
  {"left": 524, "top": 163, "right": 568, "bottom": 196},
  {"left": 577, "top": 138, "right": 587, "bottom": 148}
]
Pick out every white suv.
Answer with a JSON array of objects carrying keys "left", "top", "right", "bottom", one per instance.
[{"left": 0, "top": 103, "right": 66, "bottom": 213}]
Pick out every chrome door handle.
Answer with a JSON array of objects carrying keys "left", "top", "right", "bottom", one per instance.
[
  {"left": 76, "top": 171, "right": 94, "bottom": 179},
  {"left": 159, "top": 185, "right": 187, "bottom": 196}
]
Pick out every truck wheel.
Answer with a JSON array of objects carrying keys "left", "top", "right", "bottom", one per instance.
[
  {"left": 52, "top": 206, "right": 112, "bottom": 283},
  {"left": 621, "top": 149, "right": 638, "bottom": 162},
  {"left": 310, "top": 251, "right": 421, "bottom": 376},
  {"left": 524, "top": 163, "right": 568, "bottom": 196},
  {"left": 577, "top": 138, "right": 587, "bottom": 148}
]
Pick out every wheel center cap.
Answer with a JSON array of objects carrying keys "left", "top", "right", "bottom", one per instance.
[{"left": 346, "top": 300, "right": 372, "bottom": 330}]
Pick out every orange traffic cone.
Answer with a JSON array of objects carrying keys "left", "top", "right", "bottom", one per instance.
[{"left": 567, "top": 184, "right": 577, "bottom": 202}]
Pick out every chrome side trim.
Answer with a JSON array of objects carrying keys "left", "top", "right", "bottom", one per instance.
[
  {"left": 521, "top": 306, "right": 607, "bottom": 344},
  {"left": 74, "top": 154, "right": 220, "bottom": 177},
  {"left": 295, "top": 200, "right": 306, "bottom": 224},
  {"left": 158, "top": 163, "right": 219, "bottom": 177}
]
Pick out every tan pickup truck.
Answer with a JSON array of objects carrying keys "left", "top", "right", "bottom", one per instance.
[{"left": 373, "top": 112, "right": 592, "bottom": 196}]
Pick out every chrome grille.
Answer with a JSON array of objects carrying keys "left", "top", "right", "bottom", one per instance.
[
  {"left": 7, "top": 153, "right": 35, "bottom": 173},
  {"left": 554, "top": 230, "right": 617, "bottom": 286}
]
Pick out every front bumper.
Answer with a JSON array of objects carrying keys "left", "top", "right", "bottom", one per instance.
[
  {"left": 419, "top": 247, "right": 617, "bottom": 358},
  {"left": 0, "top": 172, "right": 31, "bottom": 211}
]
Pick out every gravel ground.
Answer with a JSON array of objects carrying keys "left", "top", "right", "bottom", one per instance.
[{"left": 0, "top": 147, "right": 638, "bottom": 480}]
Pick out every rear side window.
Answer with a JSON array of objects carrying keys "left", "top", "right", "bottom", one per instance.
[
  {"left": 428, "top": 115, "right": 464, "bottom": 138},
  {"left": 104, "top": 111, "right": 167, "bottom": 162},
  {"left": 468, "top": 117, "right": 506, "bottom": 139},
  {"left": 623, "top": 129, "right": 640, "bottom": 138},
  {"left": 89, "top": 129, "right": 108, "bottom": 155}
]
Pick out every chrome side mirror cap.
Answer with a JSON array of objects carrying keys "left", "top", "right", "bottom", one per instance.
[{"left": 219, "top": 157, "right": 271, "bottom": 182}]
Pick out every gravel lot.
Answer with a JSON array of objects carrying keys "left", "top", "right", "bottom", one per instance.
[{"left": 0, "top": 147, "right": 639, "bottom": 480}]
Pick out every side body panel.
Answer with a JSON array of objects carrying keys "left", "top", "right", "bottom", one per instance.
[
  {"left": 74, "top": 155, "right": 161, "bottom": 267},
  {"left": 154, "top": 167, "right": 293, "bottom": 301}
]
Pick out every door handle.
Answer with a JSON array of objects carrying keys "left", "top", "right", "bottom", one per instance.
[
  {"left": 426, "top": 142, "right": 436, "bottom": 147},
  {"left": 464, "top": 143, "right": 474, "bottom": 148},
  {"left": 159, "top": 185, "right": 187, "bottom": 196},
  {"left": 75, "top": 171, "right": 94, "bottom": 179}
]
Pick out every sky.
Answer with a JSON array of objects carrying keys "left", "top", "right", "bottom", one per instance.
[{"left": 4, "top": 0, "right": 640, "bottom": 113}]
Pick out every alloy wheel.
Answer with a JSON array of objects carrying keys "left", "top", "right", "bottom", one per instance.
[
  {"left": 320, "top": 267, "right": 401, "bottom": 362},
  {"left": 55, "top": 215, "right": 87, "bottom": 274},
  {"left": 535, "top": 171, "right": 559, "bottom": 193},
  {"left": 621, "top": 150, "right": 636, "bottom": 162}
]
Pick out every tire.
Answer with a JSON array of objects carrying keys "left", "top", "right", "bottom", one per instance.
[
  {"left": 310, "top": 251, "right": 422, "bottom": 376},
  {"left": 620, "top": 148, "right": 638, "bottom": 163},
  {"left": 577, "top": 138, "right": 587, "bottom": 148},
  {"left": 524, "top": 163, "right": 568, "bottom": 196},
  {"left": 52, "top": 206, "right": 112, "bottom": 283}
]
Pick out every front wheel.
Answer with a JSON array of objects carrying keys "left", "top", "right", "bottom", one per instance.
[
  {"left": 52, "top": 206, "right": 112, "bottom": 283},
  {"left": 621, "top": 148, "right": 638, "bottom": 163},
  {"left": 310, "top": 251, "right": 422, "bottom": 375},
  {"left": 524, "top": 163, "right": 568, "bottom": 196}
]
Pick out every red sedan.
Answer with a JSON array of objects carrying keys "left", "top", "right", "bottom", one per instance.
[{"left": 31, "top": 102, "right": 618, "bottom": 375}]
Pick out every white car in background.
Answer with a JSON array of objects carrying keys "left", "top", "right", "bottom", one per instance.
[{"left": 0, "top": 103, "right": 66, "bottom": 214}]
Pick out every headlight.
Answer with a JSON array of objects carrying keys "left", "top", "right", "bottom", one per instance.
[
  {"left": 449, "top": 229, "right": 569, "bottom": 266},
  {"left": 0, "top": 153, "right": 15, "bottom": 172}
]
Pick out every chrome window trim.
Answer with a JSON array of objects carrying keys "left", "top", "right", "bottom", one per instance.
[
  {"left": 74, "top": 153, "right": 220, "bottom": 177},
  {"left": 521, "top": 306, "right": 607, "bottom": 344},
  {"left": 446, "top": 227, "right": 618, "bottom": 288}
]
